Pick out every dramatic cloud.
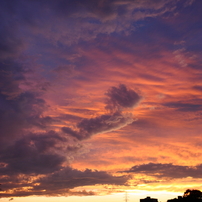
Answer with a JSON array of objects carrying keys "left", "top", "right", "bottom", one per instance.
[
  {"left": 0, "top": 82, "right": 140, "bottom": 196},
  {"left": 62, "top": 112, "right": 134, "bottom": 140},
  {"left": 62, "top": 84, "right": 141, "bottom": 140},
  {"left": 0, "top": 89, "right": 52, "bottom": 149},
  {"left": 106, "top": 84, "right": 142, "bottom": 111},
  {"left": 0, "top": 167, "right": 128, "bottom": 197},
  {"left": 123, "top": 163, "right": 202, "bottom": 179},
  {"left": 33, "top": 167, "right": 128, "bottom": 193},
  {"left": 0, "top": 131, "right": 67, "bottom": 175}
]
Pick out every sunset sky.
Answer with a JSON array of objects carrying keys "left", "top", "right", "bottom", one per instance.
[{"left": 0, "top": 0, "right": 202, "bottom": 202}]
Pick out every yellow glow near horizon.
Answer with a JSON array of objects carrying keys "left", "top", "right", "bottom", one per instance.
[{"left": 0, "top": 190, "right": 183, "bottom": 202}]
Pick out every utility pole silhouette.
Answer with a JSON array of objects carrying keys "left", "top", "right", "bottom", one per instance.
[{"left": 125, "top": 192, "right": 129, "bottom": 202}]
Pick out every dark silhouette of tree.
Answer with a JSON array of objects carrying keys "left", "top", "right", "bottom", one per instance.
[
  {"left": 183, "top": 189, "right": 202, "bottom": 200},
  {"left": 167, "top": 189, "right": 202, "bottom": 202}
]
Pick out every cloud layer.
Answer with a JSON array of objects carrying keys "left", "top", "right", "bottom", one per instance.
[
  {"left": 123, "top": 163, "right": 202, "bottom": 179},
  {"left": 0, "top": 166, "right": 128, "bottom": 197}
]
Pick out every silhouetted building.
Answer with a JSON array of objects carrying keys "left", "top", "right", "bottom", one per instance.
[{"left": 140, "top": 196, "right": 158, "bottom": 202}]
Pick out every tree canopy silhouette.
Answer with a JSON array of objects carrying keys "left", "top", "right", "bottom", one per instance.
[
  {"left": 167, "top": 189, "right": 202, "bottom": 202},
  {"left": 183, "top": 189, "right": 202, "bottom": 199}
]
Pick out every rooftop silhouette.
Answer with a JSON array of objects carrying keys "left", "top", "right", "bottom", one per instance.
[{"left": 140, "top": 196, "right": 158, "bottom": 202}]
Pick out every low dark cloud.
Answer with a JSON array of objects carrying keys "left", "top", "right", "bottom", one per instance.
[
  {"left": 106, "top": 84, "right": 142, "bottom": 112},
  {"left": 164, "top": 101, "right": 202, "bottom": 112},
  {"left": 62, "top": 112, "right": 134, "bottom": 140},
  {"left": 193, "top": 85, "right": 202, "bottom": 92},
  {"left": 0, "top": 131, "right": 67, "bottom": 175},
  {"left": 122, "top": 163, "right": 202, "bottom": 179},
  {"left": 33, "top": 167, "right": 128, "bottom": 192},
  {"left": 0, "top": 167, "right": 128, "bottom": 197},
  {"left": 0, "top": 90, "right": 52, "bottom": 149}
]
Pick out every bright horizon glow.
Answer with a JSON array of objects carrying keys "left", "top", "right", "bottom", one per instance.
[{"left": 0, "top": 191, "right": 183, "bottom": 202}]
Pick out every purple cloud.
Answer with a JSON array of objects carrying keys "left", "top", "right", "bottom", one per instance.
[
  {"left": 33, "top": 167, "right": 128, "bottom": 193},
  {"left": 122, "top": 163, "right": 202, "bottom": 179},
  {"left": 106, "top": 84, "right": 142, "bottom": 111},
  {"left": 0, "top": 131, "right": 67, "bottom": 175},
  {"left": 163, "top": 101, "right": 202, "bottom": 112},
  {"left": 0, "top": 167, "right": 128, "bottom": 197},
  {"left": 62, "top": 84, "right": 141, "bottom": 140},
  {"left": 62, "top": 112, "right": 134, "bottom": 140},
  {"left": 0, "top": 90, "right": 52, "bottom": 149}
]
